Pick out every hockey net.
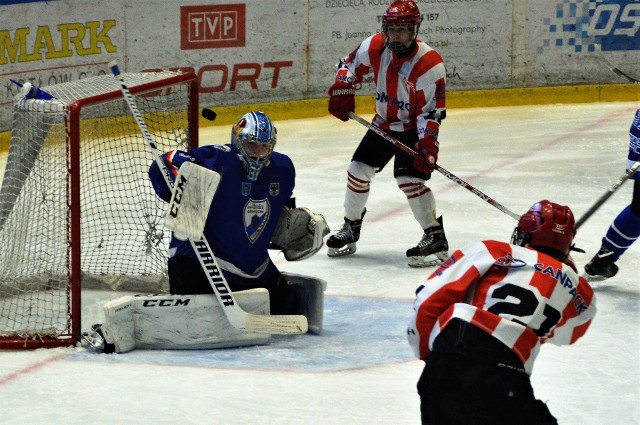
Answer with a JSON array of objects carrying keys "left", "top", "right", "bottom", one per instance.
[{"left": 0, "top": 71, "right": 199, "bottom": 348}]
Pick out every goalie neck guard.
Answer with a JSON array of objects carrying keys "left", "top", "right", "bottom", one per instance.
[{"left": 231, "top": 111, "right": 277, "bottom": 181}]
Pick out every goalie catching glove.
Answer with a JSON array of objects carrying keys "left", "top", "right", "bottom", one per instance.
[{"left": 271, "top": 207, "right": 330, "bottom": 261}]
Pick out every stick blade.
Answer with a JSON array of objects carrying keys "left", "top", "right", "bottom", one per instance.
[{"left": 244, "top": 313, "right": 308, "bottom": 335}]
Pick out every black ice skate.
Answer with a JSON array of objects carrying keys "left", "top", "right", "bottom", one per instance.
[
  {"left": 406, "top": 216, "right": 449, "bottom": 267},
  {"left": 584, "top": 243, "right": 619, "bottom": 279},
  {"left": 327, "top": 210, "right": 366, "bottom": 257}
]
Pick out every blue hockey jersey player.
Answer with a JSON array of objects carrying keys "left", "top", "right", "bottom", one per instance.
[
  {"left": 149, "top": 112, "right": 326, "bottom": 316},
  {"left": 585, "top": 108, "right": 640, "bottom": 279}
]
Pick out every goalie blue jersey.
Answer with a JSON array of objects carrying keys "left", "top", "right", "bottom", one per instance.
[{"left": 149, "top": 143, "right": 295, "bottom": 289}]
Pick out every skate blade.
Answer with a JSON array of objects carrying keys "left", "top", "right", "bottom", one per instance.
[
  {"left": 581, "top": 272, "right": 612, "bottom": 282},
  {"left": 407, "top": 251, "right": 449, "bottom": 268},
  {"left": 327, "top": 243, "right": 357, "bottom": 257}
]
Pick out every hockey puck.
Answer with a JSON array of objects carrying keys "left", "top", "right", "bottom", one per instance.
[{"left": 202, "top": 108, "right": 217, "bottom": 121}]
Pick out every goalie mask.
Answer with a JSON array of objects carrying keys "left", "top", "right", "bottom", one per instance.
[
  {"left": 382, "top": 0, "right": 422, "bottom": 56},
  {"left": 511, "top": 200, "right": 577, "bottom": 261},
  {"left": 231, "top": 111, "right": 277, "bottom": 181}
]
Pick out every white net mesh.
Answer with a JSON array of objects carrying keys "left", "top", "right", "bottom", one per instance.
[{"left": 0, "top": 72, "right": 196, "bottom": 345}]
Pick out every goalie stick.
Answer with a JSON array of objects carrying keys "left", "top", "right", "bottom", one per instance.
[
  {"left": 575, "top": 160, "right": 640, "bottom": 229},
  {"left": 348, "top": 112, "right": 520, "bottom": 221},
  {"left": 109, "top": 61, "right": 307, "bottom": 335}
]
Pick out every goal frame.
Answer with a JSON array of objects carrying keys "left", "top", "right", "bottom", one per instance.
[{"left": 0, "top": 72, "right": 199, "bottom": 349}]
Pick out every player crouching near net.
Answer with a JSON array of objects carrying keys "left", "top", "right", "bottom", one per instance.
[
  {"left": 407, "top": 200, "right": 596, "bottom": 424},
  {"left": 84, "top": 112, "right": 329, "bottom": 353}
]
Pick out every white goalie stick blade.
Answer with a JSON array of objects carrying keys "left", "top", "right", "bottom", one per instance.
[
  {"left": 244, "top": 313, "right": 308, "bottom": 335},
  {"left": 165, "top": 161, "right": 221, "bottom": 241}
]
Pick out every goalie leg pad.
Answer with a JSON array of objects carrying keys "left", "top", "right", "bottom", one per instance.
[
  {"left": 93, "top": 289, "right": 271, "bottom": 353},
  {"left": 272, "top": 207, "right": 330, "bottom": 261},
  {"left": 100, "top": 296, "right": 136, "bottom": 353},
  {"left": 283, "top": 272, "right": 327, "bottom": 335}
]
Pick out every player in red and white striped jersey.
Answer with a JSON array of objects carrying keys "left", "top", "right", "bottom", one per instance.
[
  {"left": 408, "top": 200, "right": 596, "bottom": 425},
  {"left": 326, "top": 0, "right": 448, "bottom": 267}
]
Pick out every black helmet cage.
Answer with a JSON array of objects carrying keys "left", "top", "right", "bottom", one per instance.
[{"left": 382, "top": 22, "right": 420, "bottom": 54}]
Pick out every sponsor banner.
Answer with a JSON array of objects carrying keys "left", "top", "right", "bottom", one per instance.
[
  {"left": 0, "top": 0, "right": 637, "bottom": 132},
  {"left": 314, "top": 0, "right": 511, "bottom": 93},
  {"left": 0, "top": 1, "right": 125, "bottom": 129},
  {"left": 527, "top": 0, "right": 639, "bottom": 84}
]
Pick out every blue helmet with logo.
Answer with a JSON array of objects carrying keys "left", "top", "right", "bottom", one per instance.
[{"left": 231, "top": 111, "right": 277, "bottom": 181}]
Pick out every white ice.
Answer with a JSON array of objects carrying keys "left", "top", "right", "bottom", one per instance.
[{"left": 0, "top": 102, "right": 638, "bottom": 425}]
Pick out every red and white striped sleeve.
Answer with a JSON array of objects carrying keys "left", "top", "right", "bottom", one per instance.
[
  {"left": 408, "top": 240, "right": 596, "bottom": 374},
  {"left": 407, "top": 241, "right": 493, "bottom": 359}
]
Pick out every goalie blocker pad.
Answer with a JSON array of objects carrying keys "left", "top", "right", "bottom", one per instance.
[
  {"left": 164, "top": 161, "right": 221, "bottom": 241},
  {"left": 271, "top": 207, "right": 330, "bottom": 261},
  {"left": 93, "top": 272, "right": 326, "bottom": 353}
]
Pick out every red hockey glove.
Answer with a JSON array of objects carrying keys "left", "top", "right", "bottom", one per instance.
[
  {"left": 414, "top": 136, "right": 439, "bottom": 173},
  {"left": 328, "top": 81, "right": 355, "bottom": 122}
]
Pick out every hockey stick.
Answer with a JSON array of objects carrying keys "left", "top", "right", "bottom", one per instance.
[
  {"left": 348, "top": 112, "right": 521, "bottom": 221},
  {"left": 598, "top": 56, "right": 640, "bottom": 85},
  {"left": 575, "top": 160, "right": 640, "bottom": 229},
  {"left": 109, "top": 61, "right": 307, "bottom": 335}
]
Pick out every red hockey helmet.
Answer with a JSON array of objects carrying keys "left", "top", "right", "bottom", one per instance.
[
  {"left": 511, "top": 200, "right": 577, "bottom": 260},
  {"left": 382, "top": 1, "right": 422, "bottom": 55}
]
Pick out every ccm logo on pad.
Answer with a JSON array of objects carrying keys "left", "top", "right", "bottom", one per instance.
[{"left": 180, "top": 4, "right": 246, "bottom": 49}]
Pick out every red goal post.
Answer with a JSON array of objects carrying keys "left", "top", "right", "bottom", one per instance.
[{"left": 0, "top": 70, "right": 199, "bottom": 349}]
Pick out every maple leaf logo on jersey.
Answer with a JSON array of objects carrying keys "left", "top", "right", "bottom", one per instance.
[
  {"left": 243, "top": 199, "right": 270, "bottom": 243},
  {"left": 493, "top": 253, "right": 527, "bottom": 269}
]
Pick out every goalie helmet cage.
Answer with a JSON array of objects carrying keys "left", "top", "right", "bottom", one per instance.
[{"left": 0, "top": 71, "right": 199, "bottom": 349}]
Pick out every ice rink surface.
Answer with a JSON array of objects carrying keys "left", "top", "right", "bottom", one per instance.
[{"left": 0, "top": 101, "right": 638, "bottom": 425}]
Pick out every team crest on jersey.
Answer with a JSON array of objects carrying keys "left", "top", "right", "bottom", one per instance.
[
  {"left": 493, "top": 253, "right": 527, "bottom": 269},
  {"left": 243, "top": 198, "right": 270, "bottom": 243},
  {"left": 241, "top": 182, "right": 251, "bottom": 196},
  {"left": 214, "top": 145, "right": 231, "bottom": 152},
  {"left": 269, "top": 183, "right": 280, "bottom": 196},
  {"left": 404, "top": 79, "right": 415, "bottom": 94}
]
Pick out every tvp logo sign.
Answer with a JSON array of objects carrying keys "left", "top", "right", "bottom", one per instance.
[
  {"left": 181, "top": 4, "right": 246, "bottom": 49},
  {"left": 540, "top": 0, "right": 639, "bottom": 53}
]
